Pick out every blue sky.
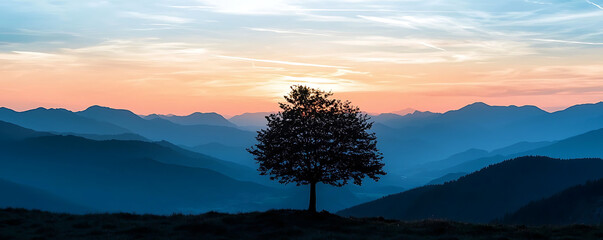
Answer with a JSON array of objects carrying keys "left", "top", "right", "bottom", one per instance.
[{"left": 0, "top": 0, "right": 602, "bottom": 115}]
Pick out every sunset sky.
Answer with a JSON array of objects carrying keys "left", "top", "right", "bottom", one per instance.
[{"left": 1, "top": 0, "right": 602, "bottom": 116}]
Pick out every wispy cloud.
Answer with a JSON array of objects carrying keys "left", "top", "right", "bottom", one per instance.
[
  {"left": 123, "top": 11, "right": 192, "bottom": 24},
  {"left": 334, "top": 36, "right": 532, "bottom": 64},
  {"left": 357, "top": 15, "right": 417, "bottom": 29},
  {"left": 532, "top": 38, "right": 603, "bottom": 45},
  {"left": 2, "top": 0, "right": 603, "bottom": 114},
  {"left": 183, "top": 0, "right": 301, "bottom": 15},
  {"left": 586, "top": 0, "right": 603, "bottom": 10},
  {"left": 513, "top": 11, "right": 603, "bottom": 25},
  {"left": 251, "top": 74, "right": 381, "bottom": 97},
  {"left": 330, "top": 69, "right": 370, "bottom": 77},
  {"left": 216, "top": 55, "right": 350, "bottom": 68},
  {"left": 245, "top": 28, "right": 331, "bottom": 36},
  {"left": 524, "top": 0, "right": 552, "bottom": 5},
  {"left": 333, "top": 36, "right": 447, "bottom": 51},
  {"left": 419, "top": 42, "right": 447, "bottom": 51},
  {"left": 426, "top": 65, "right": 603, "bottom": 97}
]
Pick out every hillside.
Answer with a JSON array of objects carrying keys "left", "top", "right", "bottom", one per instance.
[
  {"left": 55, "top": 132, "right": 150, "bottom": 142},
  {"left": 2, "top": 209, "right": 602, "bottom": 240},
  {"left": 0, "top": 138, "right": 275, "bottom": 213},
  {"left": 440, "top": 127, "right": 603, "bottom": 177},
  {"left": 501, "top": 179, "right": 603, "bottom": 225},
  {"left": 0, "top": 121, "right": 375, "bottom": 213},
  {"left": 0, "top": 120, "right": 260, "bottom": 183},
  {"left": 77, "top": 106, "right": 255, "bottom": 147},
  {"left": 5, "top": 103, "right": 603, "bottom": 191},
  {"left": 404, "top": 141, "right": 553, "bottom": 187},
  {"left": 0, "top": 179, "right": 91, "bottom": 214},
  {"left": 370, "top": 102, "right": 603, "bottom": 174},
  {"left": 0, "top": 121, "right": 51, "bottom": 141},
  {"left": 0, "top": 121, "right": 275, "bottom": 213},
  {"left": 191, "top": 142, "right": 256, "bottom": 167},
  {"left": 522, "top": 127, "right": 603, "bottom": 159},
  {"left": 338, "top": 156, "right": 603, "bottom": 223}
]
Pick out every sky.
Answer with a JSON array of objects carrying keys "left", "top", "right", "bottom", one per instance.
[{"left": 1, "top": 0, "right": 602, "bottom": 116}]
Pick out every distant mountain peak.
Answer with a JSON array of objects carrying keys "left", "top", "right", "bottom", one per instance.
[
  {"left": 78, "top": 106, "right": 141, "bottom": 123},
  {"left": 463, "top": 102, "right": 490, "bottom": 109},
  {"left": 409, "top": 110, "right": 436, "bottom": 116},
  {"left": 391, "top": 108, "right": 416, "bottom": 115},
  {"left": 454, "top": 102, "right": 547, "bottom": 114},
  {"left": 85, "top": 105, "right": 117, "bottom": 111},
  {"left": 23, "top": 107, "right": 74, "bottom": 114},
  {"left": 27, "top": 107, "right": 48, "bottom": 112},
  {"left": 141, "top": 112, "right": 234, "bottom": 127},
  {"left": 82, "top": 105, "right": 137, "bottom": 115},
  {"left": 557, "top": 101, "right": 603, "bottom": 113}
]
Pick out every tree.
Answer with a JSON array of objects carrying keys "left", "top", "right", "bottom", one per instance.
[{"left": 248, "top": 85, "right": 385, "bottom": 212}]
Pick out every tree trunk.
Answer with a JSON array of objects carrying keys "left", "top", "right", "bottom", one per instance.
[{"left": 308, "top": 182, "right": 317, "bottom": 213}]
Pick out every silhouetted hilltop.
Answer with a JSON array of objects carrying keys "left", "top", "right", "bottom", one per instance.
[
  {"left": 2, "top": 208, "right": 602, "bottom": 240},
  {"left": 374, "top": 102, "right": 547, "bottom": 129},
  {"left": 144, "top": 112, "right": 236, "bottom": 127},
  {"left": 78, "top": 105, "right": 255, "bottom": 147},
  {"left": 0, "top": 107, "right": 129, "bottom": 135},
  {"left": 500, "top": 179, "right": 603, "bottom": 225},
  {"left": 338, "top": 156, "right": 603, "bottom": 223}
]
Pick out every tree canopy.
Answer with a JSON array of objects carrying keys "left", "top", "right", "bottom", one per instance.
[{"left": 248, "top": 85, "right": 385, "bottom": 212}]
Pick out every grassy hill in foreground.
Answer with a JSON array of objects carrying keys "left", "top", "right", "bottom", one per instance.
[{"left": 1, "top": 209, "right": 603, "bottom": 240}]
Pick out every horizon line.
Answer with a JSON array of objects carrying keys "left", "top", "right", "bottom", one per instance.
[{"left": 2, "top": 101, "right": 602, "bottom": 119}]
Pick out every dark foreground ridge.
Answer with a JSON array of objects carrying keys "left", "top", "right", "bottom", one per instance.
[{"left": 1, "top": 208, "right": 603, "bottom": 240}]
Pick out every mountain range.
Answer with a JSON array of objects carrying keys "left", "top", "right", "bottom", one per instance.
[
  {"left": 434, "top": 127, "right": 603, "bottom": 180},
  {"left": 3, "top": 101, "right": 603, "bottom": 220},
  {"left": 0, "top": 120, "right": 374, "bottom": 213},
  {"left": 0, "top": 120, "right": 275, "bottom": 213},
  {"left": 144, "top": 112, "right": 236, "bottom": 127},
  {"left": 370, "top": 102, "right": 603, "bottom": 174},
  {"left": 0, "top": 107, "right": 129, "bottom": 135}
]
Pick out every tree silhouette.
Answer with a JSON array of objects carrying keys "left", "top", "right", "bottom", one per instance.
[{"left": 248, "top": 85, "right": 385, "bottom": 212}]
